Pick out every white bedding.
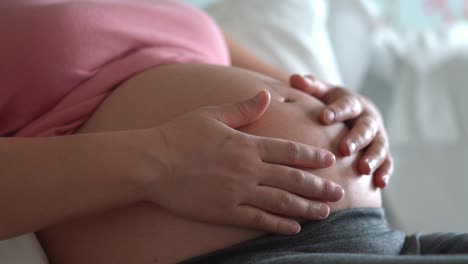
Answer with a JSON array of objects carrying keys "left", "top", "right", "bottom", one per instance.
[
  {"left": 368, "top": 25, "right": 468, "bottom": 232},
  {"left": 0, "top": 235, "right": 48, "bottom": 264}
]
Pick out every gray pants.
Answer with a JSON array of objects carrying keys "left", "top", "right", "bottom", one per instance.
[{"left": 181, "top": 208, "right": 468, "bottom": 264}]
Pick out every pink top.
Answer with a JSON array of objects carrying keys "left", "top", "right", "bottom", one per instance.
[{"left": 0, "top": 0, "right": 229, "bottom": 137}]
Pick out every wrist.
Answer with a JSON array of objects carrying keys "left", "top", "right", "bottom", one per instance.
[{"left": 122, "top": 128, "right": 171, "bottom": 204}]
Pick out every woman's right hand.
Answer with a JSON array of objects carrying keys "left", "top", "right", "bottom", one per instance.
[{"left": 143, "top": 90, "right": 344, "bottom": 235}]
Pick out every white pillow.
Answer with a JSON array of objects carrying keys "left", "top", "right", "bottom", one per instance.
[
  {"left": 0, "top": 234, "right": 48, "bottom": 264},
  {"left": 327, "top": 0, "right": 380, "bottom": 90},
  {"left": 206, "top": 0, "right": 343, "bottom": 86}
]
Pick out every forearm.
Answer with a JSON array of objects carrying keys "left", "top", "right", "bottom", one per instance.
[
  {"left": 0, "top": 131, "right": 154, "bottom": 240},
  {"left": 224, "top": 33, "right": 289, "bottom": 83}
]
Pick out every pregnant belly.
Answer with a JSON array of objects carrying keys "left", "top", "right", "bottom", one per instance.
[{"left": 39, "top": 64, "right": 381, "bottom": 264}]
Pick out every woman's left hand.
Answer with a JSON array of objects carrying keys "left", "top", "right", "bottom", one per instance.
[{"left": 290, "top": 74, "right": 393, "bottom": 188}]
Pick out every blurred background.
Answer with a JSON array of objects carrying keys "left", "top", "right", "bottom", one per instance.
[
  {"left": 183, "top": 0, "right": 468, "bottom": 233},
  {"left": 377, "top": 0, "right": 468, "bottom": 30},
  {"left": 187, "top": 0, "right": 468, "bottom": 30}
]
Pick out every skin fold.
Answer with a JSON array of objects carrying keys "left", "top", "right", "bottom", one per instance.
[{"left": 39, "top": 64, "right": 381, "bottom": 264}]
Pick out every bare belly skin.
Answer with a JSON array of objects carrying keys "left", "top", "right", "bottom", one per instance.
[{"left": 38, "top": 64, "right": 381, "bottom": 264}]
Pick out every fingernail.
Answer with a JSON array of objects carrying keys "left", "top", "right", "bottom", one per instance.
[
  {"left": 348, "top": 141, "right": 356, "bottom": 154},
  {"left": 333, "top": 185, "right": 345, "bottom": 200},
  {"left": 288, "top": 222, "right": 301, "bottom": 234},
  {"left": 325, "top": 153, "right": 336, "bottom": 165},
  {"left": 254, "top": 90, "right": 268, "bottom": 103},
  {"left": 323, "top": 109, "right": 335, "bottom": 123},
  {"left": 319, "top": 204, "right": 330, "bottom": 219}
]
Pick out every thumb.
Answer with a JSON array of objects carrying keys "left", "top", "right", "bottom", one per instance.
[{"left": 208, "top": 90, "right": 271, "bottom": 128}]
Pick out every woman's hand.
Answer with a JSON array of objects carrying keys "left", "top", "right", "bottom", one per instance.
[
  {"left": 143, "top": 90, "right": 344, "bottom": 235},
  {"left": 290, "top": 75, "right": 393, "bottom": 188}
]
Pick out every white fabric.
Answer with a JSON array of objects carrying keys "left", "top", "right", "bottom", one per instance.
[
  {"left": 370, "top": 24, "right": 468, "bottom": 232},
  {"left": 0, "top": 235, "right": 48, "bottom": 264},
  {"left": 206, "top": 0, "right": 343, "bottom": 86},
  {"left": 327, "top": 0, "right": 380, "bottom": 90}
]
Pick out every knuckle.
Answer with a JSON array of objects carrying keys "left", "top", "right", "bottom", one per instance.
[
  {"left": 298, "top": 199, "right": 309, "bottom": 216},
  {"left": 308, "top": 202, "right": 321, "bottom": 217},
  {"left": 287, "top": 142, "right": 302, "bottom": 164},
  {"left": 363, "top": 129, "right": 375, "bottom": 142},
  {"left": 302, "top": 200, "right": 323, "bottom": 218},
  {"left": 279, "top": 193, "right": 294, "bottom": 211},
  {"left": 290, "top": 169, "right": 306, "bottom": 188},
  {"left": 310, "top": 176, "right": 331, "bottom": 197},
  {"left": 239, "top": 136, "right": 257, "bottom": 149},
  {"left": 252, "top": 212, "right": 268, "bottom": 227},
  {"left": 376, "top": 133, "right": 389, "bottom": 148},
  {"left": 327, "top": 105, "right": 341, "bottom": 119},
  {"left": 370, "top": 139, "right": 387, "bottom": 156},
  {"left": 322, "top": 180, "right": 335, "bottom": 196},
  {"left": 351, "top": 98, "right": 363, "bottom": 114},
  {"left": 309, "top": 149, "right": 320, "bottom": 164},
  {"left": 356, "top": 121, "right": 378, "bottom": 143},
  {"left": 227, "top": 155, "right": 254, "bottom": 175},
  {"left": 232, "top": 136, "right": 257, "bottom": 156},
  {"left": 353, "top": 133, "right": 366, "bottom": 146},
  {"left": 386, "top": 157, "right": 394, "bottom": 173},
  {"left": 305, "top": 201, "right": 313, "bottom": 216},
  {"left": 310, "top": 176, "right": 322, "bottom": 189},
  {"left": 360, "top": 116, "right": 376, "bottom": 130},
  {"left": 221, "top": 183, "right": 242, "bottom": 202},
  {"left": 342, "top": 96, "right": 356, "bottom": 108},
  {"left": 274, "top": 220, "right": 283, "bottom": 234},
  {"left": 374, "top": 146, "right": 387, "bottom": 160},
  {"left": 219, "top": 134, "right": 236, "bottom": 151},
  {"left": 333, "top": 87, "right": 347, "bottom": 94},
  {"left": 233, "top": 103, "right": 252, "bottom": 124}
]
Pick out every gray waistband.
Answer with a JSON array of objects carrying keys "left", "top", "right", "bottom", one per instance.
[{"left": 182, "top": 208, "right": 406, "bottom": 264}]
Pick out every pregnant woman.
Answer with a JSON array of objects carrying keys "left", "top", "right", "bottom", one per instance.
[{"left": 1, "top": 1, "right": 467, "bottom": 264}]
